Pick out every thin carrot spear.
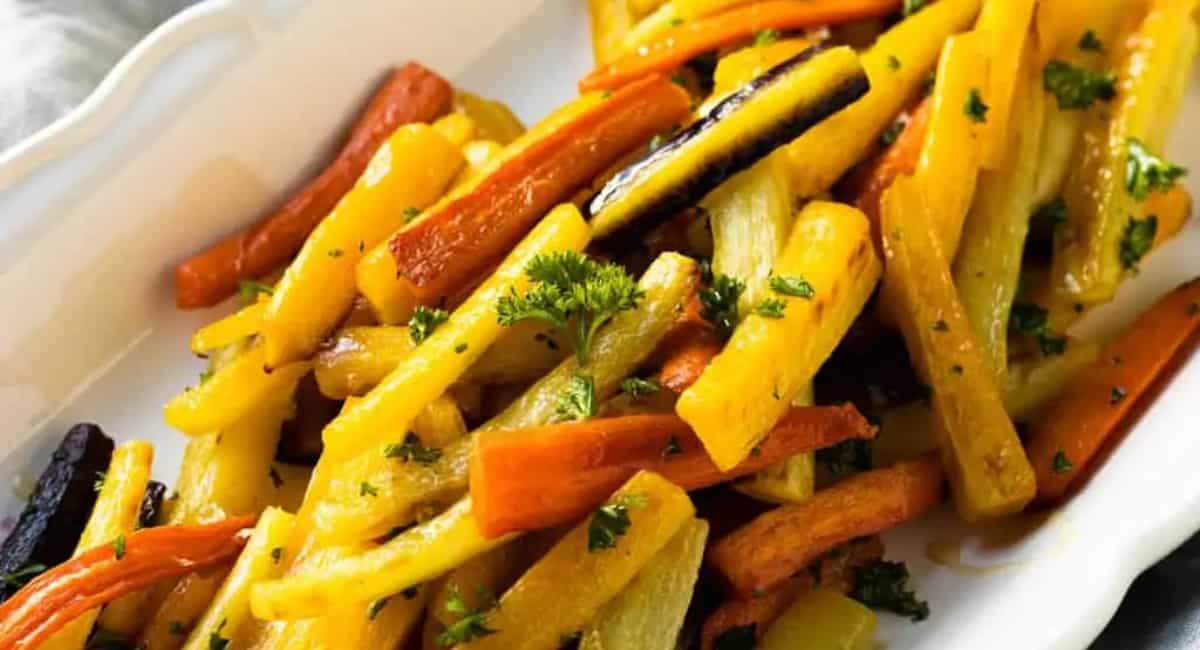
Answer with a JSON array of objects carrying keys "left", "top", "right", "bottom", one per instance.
[
  {"left": 579, "top": 0, "right": 901, "bottom": 92},
  {"left": 1027, "top": 278, "right": 1200, "bottom": 502},
  {"left": 708, "top": 456, "right": 943, "bottom": 598},
  {"left": 0, "top": 516, "right": 254, "bottom": 650}
]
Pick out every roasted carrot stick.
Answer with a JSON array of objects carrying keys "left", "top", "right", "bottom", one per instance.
[
  {"left": 1027, "top": 278, "right": 1200, "bottom": 502},
  {"left": 708, "top": 455, "right": 943, "bottom": 598},
  {"left": 839, "top": 97, "right": 932, "bottom": 244},
  {"left": 700, "top": 579, "right": 806, "bottom": 650},
  {"left": 578, "top": 0, "right": 901, "bottom": 92},
  {"left": 387, "top": 75, "right": 690, "bottom": 305},
  {"left": 174, "top": 63, "right": 453, "bottom": 309},
  {"left": 470, "top": 404, "right": 876, "bottom": 537},
  {"left": 660, "top": 327, "right": 723, "bottom": 393},
  {"left": 0, "top": 516, "right": 254, "bottom": 650}
]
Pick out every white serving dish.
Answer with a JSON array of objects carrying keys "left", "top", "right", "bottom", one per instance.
[{"left": 0, "top": 1, "right": 1196, "bottom": 648}]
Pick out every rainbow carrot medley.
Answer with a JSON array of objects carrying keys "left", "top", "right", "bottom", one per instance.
[{"left": 3, "top": 2, "right": 1197, "bottom": 648}]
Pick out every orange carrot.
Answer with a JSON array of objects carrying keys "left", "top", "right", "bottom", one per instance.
[
  {"left": 659, "top": 326, "right": 722, "bottom": 393},
  {"left": 708, "top": 455, "right": 943, "bottom": 598},
  {"left": 839, "top": 98, "right": 932, "bottom": 246},
  {"left": 0, "top": 516, "right": 254, "bottom": 649},
  {"left": 578, "top": 0, "right": 901, "bottom": 92},
  {"left": 174, "top": 63, "right": 453, "bottom": 309},
  {"left": 700, "top": 536, "right": 884, "bottom": 649},
  {"left": 470, "top": 404, "right": 876, "bottom": 537},
  {"left": 388, "top": 76, "right": 690, "bottom": 305},
  {"left": 1027, "top": 278, "right": 1200, "bottom": 502}
]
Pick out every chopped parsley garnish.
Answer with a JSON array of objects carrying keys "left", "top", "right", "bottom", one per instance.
[
  {"left": 237, "top": 280, "right": 274, "bottom": 301},
  {"left": 497, "top": 251, "right": 642, "bottom": 363},
  {"left": 950, "top": 363, "right": 964, "bottom": 375},
  {"left": 769, "top": 274, "right": 814, "bottom": 299},
  {"left": 1119, "top": 216, "right": 1157, "bottom": 270},
  {"left": 556, "top": 373, "right": 598, "bottom": 421},
  {"left": 403, "top": 206, "right": 421, "bottom": 223},
  {"left": 756, "top": 298, "right": 787, "bottom": 318},
  {"left": 199, "top": 369, "right": 214, "bottom": 384},
  {"left": 712, "top": 624, "right": 757, "bottom": 650},
  {"left": 408, "top": 306, "right": 449, "bottom": 345},
  {"left": 1110, "top": 385, "right": 1127, "bottom": 405},
  {"left": 360, "top": 482, "right": 379, "bottom": 497},
  {"left": 668, "top": 17, "right": 684, "bottom": 27},
  {"left": 880, "top": 118, "right": 906, "bottom": 146},
  {"left": 1052, "top": 451, "right": 1074, "bottom": 474},
  {"left": 384, "top": 432, "right": 442, "bottom": 465},
  {"left": 327, "top": 248, "right": 344, "bottom": 258},
  {"left": 817, "top": 439, "right": 873, "bottom": 477},
  {"left": 851, "top": 560, "right": 930, "bottom": 622},
  {"left": 112, "top": 535, "right": 126, "bottom": 560},
  {"left": 663, "top": 436, "right": 683, "bottom": 457},
  {"left": 699, "top": 274, "right": 745, "bottom": 340},
  {"left": 932, "top": 319, "right": 950, "bottom": 332},
  {"left": 887, "top": 55, "right": 902, "bottom": 71},
  {"left": 208, "top": 619, "right": 230, "bottom": 650},
  {"left": 559, "top": 630, "right": 583, "bottom": 649},
  {"left": 670, "top": 72, "right": 687, "bottom": 87},
  {"left": 588, "top": 493, "right": 647, "bottom": 552},
  {"left": 1079, "top": 29, "right": 1104, "bottom": 52},
  {"left": 1009, "top": 303, "right": 1068, "bottom": 357},
  {"left": 1126, "top": 138, "right": 1186, "bottom": 200},
  {"left": 964, "top": 88, "right": 989, "bottom": 123},
  {"left": 753, "top": 28, "right": 780, "bottom": 47},
  {"left": 169, "top": 621, "right": 186, "bottom": 636},
  {"left": 270, "top": 547, "right": 283, "bottom": 564},
  {"left": 455, "top": 342, "right": 469, "bottom": 354},
  {"left": 902, "top": 0, "right": 927, "bottom": 16},
  {"left": 368, "top": 597, "right": 390, "bottom": 620},
  {"left": 437, "top": 585, "right": 497, "bottom": 646},
  {"left": 0, "top": 563, "right": 45, "bottom": 587},
  {"left": 1043, "top": 60, "right": 1116, "bottom": 110},
  {"left": 620, "top": 377, "right": 660, "bottom": 397}
]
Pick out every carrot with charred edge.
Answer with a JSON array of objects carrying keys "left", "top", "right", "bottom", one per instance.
[
  {"left": 174, "top": 63, "right": 453, "bottom": 309},
  {"left": 1028, "top": 278, "right": 1200, "bottom": 503},
  {"left": 700, "top": 580, "right": 805, "bottom": 650},
  {"left": 579, "top": 0, "right": 900, "bottom": 92},
  {"left": 388, "top": 76, "right": 690, "bottom": 305},
  {"left": 470, "top": 404, "right": 876, "bottom": 537},
  {"left": 708, "top": 455, "right": 943, "bottom": 598},
  {"left": 0, "top": 516, "right": 254, "bottom": 650},
  {"left": 839, "top": 98, "right": 932, "bottom": 245},
  {"left": 660, "top": 327, "right": 723, "bottom": 393}
]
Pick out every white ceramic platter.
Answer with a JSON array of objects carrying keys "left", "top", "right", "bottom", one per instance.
[{"left": 0, "top": 1, "right": 1197, "bottom": 648}]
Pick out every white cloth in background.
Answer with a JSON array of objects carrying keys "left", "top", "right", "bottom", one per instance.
[{"left": 0, "top": 0, "right": 199, "bottom": 151}]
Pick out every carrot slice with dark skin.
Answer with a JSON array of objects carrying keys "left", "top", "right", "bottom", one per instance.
[
  {"left": 838, "top": 97, "right": 932, "bottom": 248},
  {"left": 470, "top": 404, "right": 876, "bottom": 538},
  {"left": 174, "top": 63, "right": 453, "bottom": 309},
  {"left": 0, "top": 516, "right": 254, "bottom": 649},
  {"left": 1027, "top": 278, "right": 1200, "bottom": 503},
  {"left": 578, "top": 0, "right": 901, "bottom": 92},
  {"left": 708, "top": 455, "right": 943, "bottom": 598},
  {"left": 388, "top": 75, "right": 691, "bottom": 305},
  {"left": 659, "top": 326, "right": 722, "bottom": 393}
]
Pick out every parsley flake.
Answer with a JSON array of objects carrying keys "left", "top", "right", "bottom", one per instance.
[
  {"left": 699, "top": 274, "right": 745, "bottom": 340},
  {"left": 932, "top": 319, "right": 949, "bottom": 332},
  {"left": 769, "top": 274, "right": 815, "bottom": 299},
  {"left": 964, "top": 88, "right": 989, "bottom": 123},
  {"left": 887, "top": 55, "right": 902, "bottom": 71},
  {"left": 1043, "top": 60, "right": 1116, "bottom": 110},
  {"left": 271, "top": 547, "right": 283, "bottom": 564},
  {"left": 437, "top": 585, "right": 496, "bottom": 646},
  {"left": 902, "top": 0, "right": 927, "bottom": 16},
  {"left": 208, "top": 619, "right": 230, "bottom": 650},
  {"left": 756, "top": 298, "right": 787, "bottom": 318},
  {"left": 1052, "top": 451, "right": 1074, "bottom": 474},
  {"left": 620, "top": 377, "right": 660, "bottom": 397},
  {"left": 169, "top": 621, "right": 186, "bottom": 636},
  {"left": 753, "top": 28, "right": 780, "bottom": 47},
  {"left": 852, "top": 560, "right": 930, "bottom": 622},
  {"left": 1119, "top": 216, "right": 1157, "bottom": 270},
  {"left": 327, "top": 248, "right": 344, "bottom": 258},
  {"left": 556, "top": 373, "right": 598, "bottom": 421},
  {"left": 663, "top": 436, "right": 683, "bottom": 457},
  {"left": 817, "top": 439, "right": 872, "bottom": 477},
  {"left": 0, "top": 564, "right": 45, "bottom": 588},
  {"left": 1079, "top": 29, "right": 1104, "bottom": 52},
  {"left": 403, "top": 206, "right": 421, "bottom": 223},
  {"left": 385, "top": 432, "right": 442, "bottom": 465},
  {"left": 1009, "top": 303, "right": 1068, "bottom": 357},
  {"left": 496, "top": 251, "right": 642, "bottom": 363},
  {"left": 360, "top": 482, "right": 379, "bottom": 497},
  {"left": 112, "top": 535, "right": 126, "bottom": 560},
  {"left": 588, "top": 493, "right": 647, "bottom": 552},
  {"left": 880, "top": 118, "right": 906, "bottom": 146},
  {"left": 408, "top": 306, "right": 450, "bottom": 345},
  {"left": 237, "top": 280, "right": 274, "bottom": 301},
  {"left": 1110, "top": 385, "right": 1127, "bottom": 405},
  {"left": 1126, "top": 139, "right": 1186, "bottom": 200}
]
